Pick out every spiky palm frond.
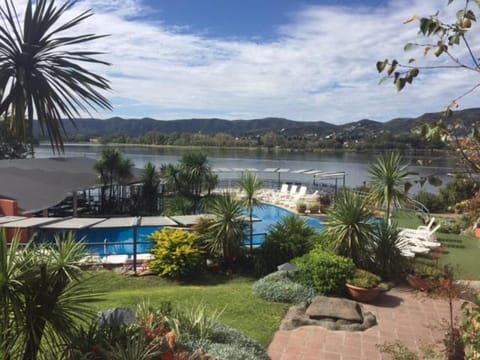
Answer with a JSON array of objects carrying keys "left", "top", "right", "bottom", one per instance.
[
  {"left": 204, "top": 193, "right": 247, "bottom": 263},
  {"left": 237, "top": 172, "right": 264, "bottom": 249},
  {"left": 325, "top": 190, "right": 374, "bottom": 268},
  {"left": 367, "top": 152, "right": 410, "bottom": 221},
  {"left": 0, "top": 0, "right": 111, "bottom": 152}
]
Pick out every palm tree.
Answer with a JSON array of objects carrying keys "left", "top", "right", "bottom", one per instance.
[
  {"left": 203, "top": 193, "right": 247, "bottom": 266},
  {"left": 325, "top": 189, "right": 374, "bottom": 268},
  {"left": 94, "top": 148, "right": 133, "bottom": 212},
  {"left": 237, "top": 172, "right": 264, "bottom": 249},
  {"left": 179, "top": 152, "right": 211, "bottom": 212},
  {"left": 367, "top": 152, "right": 410, "bottom": 223},
  {"left": 0, "top": 0, "right": 111, "bottom": 152},
  {"left": 0, "top": 230, "right": 97, "bottom": 360},
  {"left": 141, "top": 162, "right": 160, "bottom": 214}
]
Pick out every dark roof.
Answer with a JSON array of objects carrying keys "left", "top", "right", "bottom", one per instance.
[{"left": 0, "top": 157, "right": 141, "bottom": 214}]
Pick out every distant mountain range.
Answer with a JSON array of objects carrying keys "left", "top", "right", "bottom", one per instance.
[{"left": 33, "top": 108, "right": 480, "bottom": 139}]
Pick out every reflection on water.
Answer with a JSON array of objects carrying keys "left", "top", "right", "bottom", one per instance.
[{"left": 35, "top": 144, "right": 457, "bottom": 192}]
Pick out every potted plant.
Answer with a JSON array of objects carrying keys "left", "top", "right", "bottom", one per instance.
[
  {"left": 308, "top": 202, "right": 320, "bottom": 214},
  {"left": 319, "top": 193, "right": 332, "bottom": 212},
  {"left": 406, "top": 263, "right": 443, "bottom": 292},
  {"left": 346, "top": 269, "right": 382, "bottom": 302},
  {"left": 296, "top": 201, "right": 307, "bottom": 214}
]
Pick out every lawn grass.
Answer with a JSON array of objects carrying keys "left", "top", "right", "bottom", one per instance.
[
  {"left": 83, "top": 270, "right": 288, "bottom": 347},
  {"left": 393, "top": 209, "right": 480, "bottom": 280}
]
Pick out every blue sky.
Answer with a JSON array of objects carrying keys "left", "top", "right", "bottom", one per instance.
[{"left": 16, "top": 0, "right": 477, "bottom": 123}]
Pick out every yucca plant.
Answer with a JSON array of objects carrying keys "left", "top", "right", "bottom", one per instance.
[
  {"left": 203, "top": 193, "right": 248, "bottom": 266},
  {"left": 0, "top": 230, "right": 98, "bottom": 360},
  {"left": 325, "top": 190, "right": 374, "bottom": 268},
  {"left": 0, "top": 0, "right": 111, "bottom": 152}
]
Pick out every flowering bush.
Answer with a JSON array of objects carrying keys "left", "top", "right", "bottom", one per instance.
[{"left": 149, "top": 228, "right": 204, "bottom": 278}]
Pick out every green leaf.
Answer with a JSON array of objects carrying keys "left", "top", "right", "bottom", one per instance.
[
  {"left": 395, "top": 78, "right": 406, "bottom": 91},
  {"left": 404, "top": 43, "right": 416, "bottom": 51},
  {"left": 408, "top": 58, "right": 416, "bottom": 63},
  {"left": 465, "top": 9, "right": 477, "bottom": 21},
  {"left": 457, "top": 9, "right": 466, "bottom": 22},
  {"left": 410, "top": 68, "right": 419, "bottom": 77},
  {"left": 449, "top": 33, "right": 461, "bottom": 45},
  {"left": 420, "top": 18, "right": 429, "bottom": 34},
  {"left": 447, "top": 0, "right": 454, "bottom": 4},
  {"left": 434, "top": 45, "right": 444, "bottom": 57},
  {"left": 376, "top": 60, "right": 387, "bottom": 73}
]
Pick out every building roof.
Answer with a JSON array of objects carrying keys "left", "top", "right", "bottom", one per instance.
[{"left": 0, "top": 157, "right": 141, "bottom": 214}]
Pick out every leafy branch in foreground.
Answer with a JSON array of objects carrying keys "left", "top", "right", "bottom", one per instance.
[{"left": 377, "top": 0, "right": 480, "bottom": 178}]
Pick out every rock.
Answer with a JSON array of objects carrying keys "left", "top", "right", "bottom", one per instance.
[
  {"left": 306, "top": 296, "right": 363, "bottom": 323},
  {"left": 280, "top": 296, "right": 377, "bottom": 332}
]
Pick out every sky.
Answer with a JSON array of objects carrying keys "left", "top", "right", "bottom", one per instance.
[{"left": 14, "top": 0, "right": 480, "bottom": 123}]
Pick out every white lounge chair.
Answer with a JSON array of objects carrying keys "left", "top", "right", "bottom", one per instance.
[
  {"left": 399, "top": 234, "right": 441, "bottom": 249},
  {"left": 418, "top": 217, "right": 436, "bottom": 231},
  {"left": 397, "top": 238, "right": 430, "bottom": 254},
  {"left": 293, "top": 186, "right": 308, "bottom": 202},
  {"left": 399, "top": 224, "right": 441, "bottom": 242}
]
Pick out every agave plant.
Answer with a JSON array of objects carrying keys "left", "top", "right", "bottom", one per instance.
[{"left": 0, "top": 0, "right": 111, "bottom": 152}]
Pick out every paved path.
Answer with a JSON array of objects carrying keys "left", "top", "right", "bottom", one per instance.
[{"left": 267, "top": 286, "right": 462, "bottom": 360}]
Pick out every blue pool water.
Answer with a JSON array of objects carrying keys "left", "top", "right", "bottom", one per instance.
[
  {"left": 63, "top": 204, "right": 324, "bottom": 256},
  {"left": 249, "top": 204, "right": 324, "bottom": 246}
]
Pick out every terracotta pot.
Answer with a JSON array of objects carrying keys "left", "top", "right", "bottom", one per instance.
[
  {"left": 406, "top": 274, "right": 435, "bottom": 292},
  {"left": 345, "top": 283, "right": 382, "bottom": 302}
]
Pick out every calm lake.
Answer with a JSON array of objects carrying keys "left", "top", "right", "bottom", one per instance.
[{"left": 35, "top": 144, "right": 458, "bottom": 193}]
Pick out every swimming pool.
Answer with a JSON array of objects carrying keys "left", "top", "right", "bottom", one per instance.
[
  {"left": 249, "top": 204, "right": 324, "bottom": 246},
  {"left": 64, "top": 204, "right": 324, "bottom": 256}
]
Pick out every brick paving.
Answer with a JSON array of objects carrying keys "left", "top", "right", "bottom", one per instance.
[{"left": 267, "top": 285, "right": 462, "bottom": 360}]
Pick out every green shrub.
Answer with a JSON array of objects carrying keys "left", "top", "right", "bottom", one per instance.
[
  {"left": 253, "top": 271, "right": 317, "bottom": 304},
  {"left": 348, "top": 269, "right": 381, "bottom": 288},
  {"left": 260, "top": 214, "right": 316, "bottom": 273},
  {"left": 437, "top": 218, "right": 462, "bottom": 234},
  {"left": 439, "top": 174, "right": 477, "bottom": 208},
  {"left": 149, "top": 228, "right": 204, "bottom": 278},
  {"left": 412, "top": 263, "right": 443, "bottom": 282},
  {"left": 308, "top": 202, "right": 320, "bottom": 213},
  {"left": 293, "top": 247, "right": 355, "bottom": 295},
  {"left": 413, "top": 191, "right": 445, "bottom": 213}
]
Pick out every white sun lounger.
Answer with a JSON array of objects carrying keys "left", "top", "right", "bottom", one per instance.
[
  {"left": 417, "top": 217, "right": 436, "bottom": 231},
  {"left": 399, "top": 224, "right": 441, "bottom": 242},
  {"left": 397, "top": 238, "right": 430, "bottom": 254}
]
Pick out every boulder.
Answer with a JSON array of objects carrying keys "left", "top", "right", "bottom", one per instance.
[
  {"left": 306, "top": 296, "right": 362, "bottom": 323},
  {"left": 280, "top": 296, "right": 377, "bottom": 332}
]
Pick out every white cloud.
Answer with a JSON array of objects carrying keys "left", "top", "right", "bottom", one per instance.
[{"left": 14, "top": 0, "right": 480, "bottom": 123}]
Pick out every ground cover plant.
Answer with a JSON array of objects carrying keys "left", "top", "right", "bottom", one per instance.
[
  {"left": 253, "top": 271, "right": 317, "bottom": 304},
  {"left": 82, "top": 270, "right": 288, "bottom": 347}
]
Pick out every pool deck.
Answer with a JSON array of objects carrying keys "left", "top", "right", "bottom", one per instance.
[{"left": 267, "top": 285, "right": 463, "bottom": 360}]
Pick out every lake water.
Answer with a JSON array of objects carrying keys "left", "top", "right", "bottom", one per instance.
[{"left": 35, "top": 144, "right": 458, "bottom": 193}]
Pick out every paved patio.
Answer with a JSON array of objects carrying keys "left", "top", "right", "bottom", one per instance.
[{"left": 267, "top": 285, "right": 463, "bottom": 360}]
